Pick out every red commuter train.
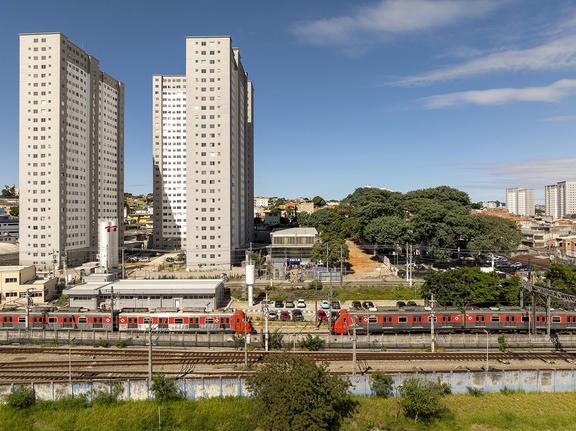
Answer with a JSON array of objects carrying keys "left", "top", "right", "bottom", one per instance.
[
  {"left": 331, "top": 306, "right": 576, "bottom": 335},
  {"left": 0, "top": 307, "right": 253, "bottom": 334}
]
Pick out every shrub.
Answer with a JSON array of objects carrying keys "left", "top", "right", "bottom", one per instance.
[
  {"left": 308, "top": 280, "right": 323, "bottom": 291},
  {"left": 4, "top": 385, "right": 35, "bottom": 409},
  {"left": 93, "top": 339, "right": 110, "bottom": 348},
  {"left": 498, "top": 333, "right": 507, "bottom": 352},
  {"left": 298, "top": 334, "right": 325, "bottom": 351},
  {"left": 466, "top": 386, "right": 485, "bottom": 397},
  {"left": 90, "top": 381, "right": 124, "bottom": 405},
  {"left": 400, "top": 376, "right": 451, "bottom": 423},
  {"left": 268, "top": 328, "right": 283, "bottom": 350},
  {"left": 115, "top": 337, "right": 132, "bottom": 349},
  {"left": 370, "top": 371, "right": 394, "bottom": 398},
  {"left": 246, "top": 352, "right": 355, "bottom": 431},
  {"left": 500, "top": 386, "right": 525, "bottom": 396},
  {"left": 230, "top": 333, "right": 245, "bottom": 349},
  {"left": 150, "top": 373, "right": 185, "bottom": 403}
]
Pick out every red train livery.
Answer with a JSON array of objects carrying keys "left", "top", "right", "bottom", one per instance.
[
  {"left": 331, "top": 306, "right": 576, "bottom": 335},
  {"left": 0, "top": 308, "right": 252, "bottom": 334}
]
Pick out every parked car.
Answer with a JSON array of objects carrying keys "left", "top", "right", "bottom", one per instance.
[
  {"left": 139, "top": 257, "right": 150, "bottom": 262},
  {"left": 274, "top": 300, "right": 284, "bottom": 308},
  {"left": 396, "top": 301, "right": 406, "bottom": 307},
  {"left": 297, "top": 299, "right": 306, "bottom": 308},
  {"left": 320, "top": 300, "right": 330, "bottom": 309},
  {"left": 292, "top": 309, "right": 304, "bottom": 321},
  {"left": 268, "top": 310, "right": 278, "bottom": 320},
  {"left": 165, "top": 257, "right": 174, "bottom": 262},
  {"left": 126, "top": 256, "right": 139, "bottom": 263},
  {"left": 331, "top": 301, "right": 341, "bottom": 309},
  {"left": 285, "top": 300, "right": 295, "bottom": 308},
  {"left": 317, "top": 310, "right": 328, "bottom": 321},
  {"left": 351, "top": 301, "right": 362, "bottom": 309},
  {"left": 280, "top": 311, "right": 290, "bottom": 321},
  {"left": 407, "top": 301, "right": 418, "bottom": 307},
  {"left": 362, "top": 301, "right": 377, "bottom": 312}
]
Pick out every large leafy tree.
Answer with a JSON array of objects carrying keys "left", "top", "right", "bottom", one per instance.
[
  {"left": 364, "top": 216, "right": 411, "bottom": 251},
  {"left": 545, "top": 263, "right": 576, "bottom": 293},
  {"left": 421, "top": 267, "right": 514, "bottom": 307},
  {"left": 312, "top": 195, "right": 326, "bottom": 208},
  {"left": 245, "top": 353, "right": 354, "bottom": 431},
  {"left": 467, "top": 214, "right": 523, "bottom": 256}
]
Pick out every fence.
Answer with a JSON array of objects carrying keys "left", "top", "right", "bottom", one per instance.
[{"left": 2, "top": 369, "right": 576, "bottom": 402}]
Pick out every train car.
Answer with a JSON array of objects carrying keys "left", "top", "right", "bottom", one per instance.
[
  {"left": 331, "top": 307, "right": 464, "bottom": 335},
  {"left": 117, "top": 309, "right": 253, "bottom": 334},
  {"left": 0, "top": 307, "right": 115, "bottom": 331}
]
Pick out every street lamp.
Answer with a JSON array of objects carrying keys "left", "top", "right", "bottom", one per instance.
[{"left": 483, "top": 330, "right": 489, "bottom": 372}]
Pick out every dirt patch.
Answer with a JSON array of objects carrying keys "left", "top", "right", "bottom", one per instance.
[{"left": 346, "top": 240, "right": 390, "bottom": 275}]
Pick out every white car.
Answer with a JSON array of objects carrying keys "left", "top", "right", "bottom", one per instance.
[{"left": 297, "top": 299, "right": 306, "bottom": 308}]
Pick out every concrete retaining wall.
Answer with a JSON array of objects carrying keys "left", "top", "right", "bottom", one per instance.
[
  {"left": 2, "top": 369, "right": 576, "bottom": 402},
  {"left": 2, "top": 330, "right": 576, "bottom": 350}
]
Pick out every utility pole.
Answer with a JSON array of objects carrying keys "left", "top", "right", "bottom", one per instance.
[
  {"left": 264, "top": 290, "right": 269, "bottom": 351},
  {"left": 244, "top": 313, "right": 248, "bottom": 367},
  {"left": 122, "top": 248, "right": 125, "bottom": 279},
  {"left": 430, "top": 293, "right": 435, "bottom": 353},
  {"left": 25, "top": 289, "right": 31, "bottom": 331},
  {"left": 340, "top": 245, "right": 343, "bottom": 287},
  {"left": 148, "top": 319, "right": 153, "bottom": 382},
  {"left": 352, "top": 317, "right": 357, "bottom": 376}
]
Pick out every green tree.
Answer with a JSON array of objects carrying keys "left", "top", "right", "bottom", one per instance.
[
  {"left": 4, "top": 385, "right": 36, "bottom": 409},
  {"left": 296, "top": 211, "right": 310, "bottom": 227},
  {"left": 422, "top": 267, "right": 503, "bottom": 307},
  {"left": 364, "top": 216, "right": 410, "bottom": 251},
  {"left": 150, "top": 373, "right": 184, "bottom": 402},
  {"left": 245, "top": 353, "right": 354, "bottom": 431},
  {"left": 400, "top": 376, "right": 451, "bottom": 423},
  {"left": 370, "top": 371, "right": 394, "bottom": 398},
  {"left": 9, "top": 206, "right": 19, "bottom": 217},
  {"left": 313, "top": 195, "right": 326, "bottom": 208},
  {"left": 1, "top": 185, "right": 17, "bottom": 199},
  {"left": 545, "top": 263, "right": 576, "bottom": 292},
  {"left": 467, "top": 214, "right": 523, "bottom": 256}
]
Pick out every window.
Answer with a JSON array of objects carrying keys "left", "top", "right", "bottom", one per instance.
[
  {"left": 4, "top": 278, "right": 17, "bottom": 283},
  {"left": 552, "top": 316, "right": 561, "bottom": 323},
  {"left": 398, "top": 316, "right": 408, "bottom": 323},
  {"left": 491, "top": 315, "right": 500, "bottom": 322}
]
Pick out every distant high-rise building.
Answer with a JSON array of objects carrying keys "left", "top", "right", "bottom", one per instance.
[
  {"left": 505, "top": 188, "right": 534, "bottom": 216},
  {"left": 19, "top": 33, "right": 124, "bottom": 269},
  {"left": 152, "top": 36, "right": 254, "bottom": 269},
  {"left": 545, "top": 181, "right": 576, "bottom": 219}
]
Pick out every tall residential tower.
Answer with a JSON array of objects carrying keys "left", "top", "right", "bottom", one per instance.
[
  {"left": 153, "top": 36, "right": 254, "bottom": 270},
  {"left": 505, "top": 188, "right": 535, "bottom": 217},
  {"left": 545, "top": 181, "right": 576, "bottom": 219},
  {"left": 19, "top": 33, "right": 124, "bottom": 269}
]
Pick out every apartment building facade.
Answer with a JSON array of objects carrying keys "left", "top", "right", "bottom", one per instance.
[
  {"left": 545, "top": 181, "right": 576, "bottom": 219},
  {"left": 19, "top": 33, "right": 124, "bottom": 269},
  {"left": 153, "top": 36, "right": 254, "bottom": 270},
  {"left": 505, "top": 188, "right": 535, "bottom": 217}
]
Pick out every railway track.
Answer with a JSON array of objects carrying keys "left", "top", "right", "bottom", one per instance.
[
  {"left": 1, "top": 347, "right": 575, "bottom": 384},
  {"left": 2, "top": 346, "right": 576, "bottom": 363}
]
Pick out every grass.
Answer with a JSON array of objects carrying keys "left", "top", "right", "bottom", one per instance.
[{"left": 2, "top": 391, "right": 576, "bottom": 430}]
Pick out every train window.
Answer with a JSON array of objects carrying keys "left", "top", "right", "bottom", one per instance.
[
  {"left": 174, "top": 318, "right": 184, "bottom": 324},
  {"left": 368, "top": 317, "right": 378, "bottom": 324},
  {"left": 398, "top": 317, "right": 407, "bottom": 323},
  {"left": 491, "top": 316, "right": 500, "bottom": 322},
  {"left": 205, "top": 318, "right": 214, "bottom": 324},
  {"left": 236, "top": 318, "right": 241, "bottom": 323},
  {"left": 48, "top": 317, "right": 57, "bottom": 323},
  {"left": 342, "top": 317, "right": 347, "bottom": 323},
  {"left": 191, "top": 318, "right": 199, "bottom": 324},
  {"left": 477, "top": 316, "right": 485, "bottom": 322},
  {"left": 18, "top": 317, "right": 26, "bottom": 323},
  {"left": 522, "top": 316, "right": 529, "bottom": 322},
  {"left": 552, "top": 316, "right": 561, "bottom": 323},
  {"left": 94, "top": 317, "right": 102, "bottom": 324},
  {"left": 78, "top": 318, "right": 87, "bottom": 324}
]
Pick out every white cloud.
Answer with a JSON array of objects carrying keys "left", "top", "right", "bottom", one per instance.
[
  {"left": 422, "top": 79, "right": 576, "bottom": 108},
  {"left": 395, "top": 34, "right": 576, "bottom": 85},
  {"left": 291, "top": 0, "right": 500, "bottom": 47},
  {"left": 455, "top": 157, "right": 576, "bottom": 190},
  {"left": 541, "top": 115, "right": 576, "bottom": 121}
]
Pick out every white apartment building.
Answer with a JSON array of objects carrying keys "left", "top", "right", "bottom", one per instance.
[
  {"left": 153, "top": 36, "right": 254, "bottom": 270},
  {"left": 545, "top": 181, "right": 576, "bottom": 219},
  {"left": 19, "top": 33, "right": 124, "bottom": 269},
  {"left": 505, "top": 188, "right": 535, "bottom": 216}
]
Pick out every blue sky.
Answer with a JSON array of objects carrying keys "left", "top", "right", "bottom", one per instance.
[{"left": 1, "top": 0, "right": 575, "bottom": 204}]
